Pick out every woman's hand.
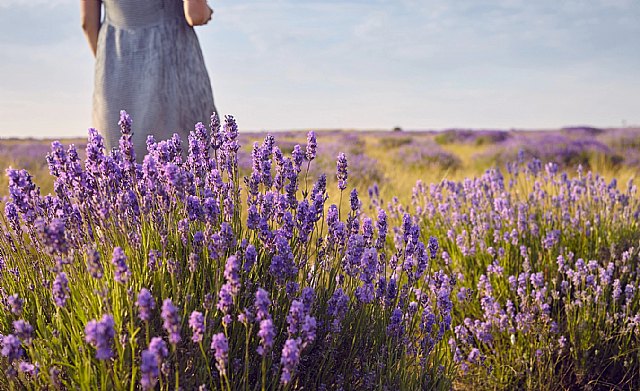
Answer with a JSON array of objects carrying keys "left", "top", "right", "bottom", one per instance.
[
  {"left": 80, "top": 0, "right": 102, "bottom": 57},
  {"left": 184, "top": 0, "right": 213, "bottom": 27}
]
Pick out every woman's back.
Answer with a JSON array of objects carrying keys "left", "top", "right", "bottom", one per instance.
[
  {"left": 93, "top": 0, "right": 216, "bottom": 157},
  {"left": 103, "top": 0, "right": 183, "bottom": 29}
]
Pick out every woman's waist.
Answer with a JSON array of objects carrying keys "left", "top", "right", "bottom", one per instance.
[{"left": 104, "top": 10, "right": 187, "bottom": 30}]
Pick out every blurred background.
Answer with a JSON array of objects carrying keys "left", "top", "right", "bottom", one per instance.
[{"left": 0, "top": 0, "right": 639, "bottom": 138}]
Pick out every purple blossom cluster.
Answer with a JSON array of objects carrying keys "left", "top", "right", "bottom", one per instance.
[{"left": 84, "top": 315, "right": 115, "bottom": 360}]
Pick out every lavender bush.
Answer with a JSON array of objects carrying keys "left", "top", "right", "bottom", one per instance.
[
  {"left": 476, "top": 133, "right": 624, "bottom": 171},
  {"left": 0, "top": 112, "right": 454, "bottom": 390},
  {"left": 1, "top": 114, "right": 639, "bottom": 390},
  {"left": 395, "top": 141, "right": 461, "bottom": 171}
]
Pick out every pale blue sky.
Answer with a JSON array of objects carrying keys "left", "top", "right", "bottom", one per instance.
[{"left": 0, "top": 0, "right": 639, "bottom": 138}]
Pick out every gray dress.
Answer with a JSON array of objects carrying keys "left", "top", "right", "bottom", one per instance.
[{"left": 93, "top": 0, "right": 216, "bottom": 156}]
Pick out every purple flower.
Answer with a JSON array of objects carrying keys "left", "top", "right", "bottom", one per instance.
[
  {"left": 118, "top": 110, "right": 136, "bottom": 171},
  {"left": 140, "top": 350, "right": 159, "bottom": 390},
  {"left": 187, "top": 195, "right": 203, "bottom": 221},
  {"left": 336, "top": 153, "right": 348, "bottom": 191},
  {"left": 6, "top": 169, "right": 39, "bottom": 224},
  {"left": 247, "top": 204, "right": 260, "bottom": 230},
  {"left": 111, "top": 247, "right": 131, "bottom": 284},
  {"left": 350, "top": 188, "right": 359, "bottom": 212},
  {"left": 468, "top": 348, "right": 481, "bottom": 364},
  {"left": 35, "top": 218, "right": 68, "bottom": 255},
  {"left": 210, "top": 112, "right": 222, "bottom": 150},
  {"left": 210, "top": 332, "right": 229, "bottom": 374},
  {"left": 327, "top": 288, "right": 349, "bottom": 333},
  {"left": 625, "top": 284, "right": 636, "bottom": 302},
  {"left": 244, "top": 244, "right": 257, "bottom": 272},
  {"left": 306, "top": 131, "right": 317, "bottom": 161},
  {"left": 217, "top": 283, "right": 234, "bottom": 315},
  {"left": 301, "top": 287, "right": 315, "bottom": 312},
  {"left": 223, "top": 255, "right": 241, "bottom": 294},
  {"left": 280, "top": 338, "right": 301, "bottom": 384},
  {"left": 52, "top": 271, "right": 70, "bottom": 308},
  {"left": 136, "top": 288, "right": 156, "bottom": 322},
  {"left": 13, "top": 320, "right": 33, "bottom": 346},
  {"left": 292, "top": 145, "right": 304, "bottom": 172},
  {"left": 161, "top": 299, "right": 181, "bottom": 345},
  {"left": 18, "top": 361, "right": 38, "bottom": 376},
  {"left": 257, "top": 318, "right": 275, "bottom": 356},
  {"left": 5, "top": 202, "right": 21, "bottom": 234},
  {"left": 255, "top": 288, "right": 271, "bottom": 321},
  {"left": 86, "top": 247, "right": 103, "bottom": 279},
  {"left": 301, "top": 315, "right": 316, "bottom": 347},
  {"left": 148, "top": 337, "right": 169, "bottom": 363},
  {"left": 189, "top": 311, "right": 205, "bottom": 343},
  {"left": 428, "top": 236, "right": 439, "bottom": 259},
  {"left": 7, "top": 294, "right": 23, "bottom": 316},
  {"left": 85, "top": 314, "right": 115, "bottom": 360},
  {"left": 287, "top": 300, "right": 305, "bottom": 335},
  {"left": 376, "top": 209, "right": 387, "bottom": 249},
  {"left": 356, "top": 283, "right": 375, "bottom": 304},
  {"left": 1, "top": 334, "right": 24, "bottom": 363},
  {"left": 542, "top": 230, "right": 561, "bottom": 249},
  {"left": 118, "top": 110, "right": 132, "bottom": 135},
  {"left": 269, "top": 232, "right": 298, "bottom": 283},
  {"left": 387, "top": 308, "right": 404, "bottom": 337},
  {"left": 148, "top": 250, "right": 160, "bottom": 271}
]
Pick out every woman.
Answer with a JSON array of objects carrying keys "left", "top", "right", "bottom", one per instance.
[{"left": 81, "top": 0, "right": 217, "bottom": 156}]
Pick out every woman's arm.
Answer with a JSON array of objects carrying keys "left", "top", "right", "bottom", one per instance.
[
  {"left": 184, "top": 0, "right": 213, "bottom": 27},
  {"left": 81, "top": 0, "right": 102, "bottom": 57}
]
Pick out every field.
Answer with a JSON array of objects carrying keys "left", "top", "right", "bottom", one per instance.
[{"left": 1, "top": 115, "right": 640, "bottom": 390}]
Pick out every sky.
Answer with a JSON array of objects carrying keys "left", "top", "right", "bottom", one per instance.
[{"left": 0, "top": 0, "right": 639, "bottom": 138}]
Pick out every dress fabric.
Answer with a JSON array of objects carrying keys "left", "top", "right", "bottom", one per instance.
[{"left": 93, "top": 0, "right": 216, "bottom": 156}]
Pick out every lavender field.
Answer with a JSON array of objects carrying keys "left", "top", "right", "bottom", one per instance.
[{"left": 1, "top": 115, "right": 640, "bottom": 390}]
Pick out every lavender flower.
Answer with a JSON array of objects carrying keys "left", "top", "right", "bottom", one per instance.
[
  {"left": 111, "top": 247, "right": 131, "bottom": 284},
  {"left": 280, "top": 338, "right": 301, "bottom": 385},
  {"left": 223, "top": 255, "right": 241, "bottom": 293},
  {"left": 336, "top": 153, "right": 348, "bottom": 191},
  {"left": 189, "top": 311, "right": 205, "bottom": 343},
  {"left": 306, "top": 131, "right": 317, "bottom": 161},
  {"left": 118, "top": 110, "right": 136, "bottom": 171},
  {"left": 18, "top": 361, "right": 38, "bottom": 376},
  {"left": 85, "top": 314, "right": 115, "bottom": 360},
  {"left": 327, "top": 288, "right": 349, "bottom": 333},
  {"left": 7, "top": 294, "right": 23, "bottom": 316},
  {"left": 148, "top": 337, "right": 169, "bottom": 363},
  {"left": 257, "top": 318, "right": 275, "bottom": 356},
  {"left": 292, "top": 144, "right": 304, "bottom": 172},
  {"left": 244, "top": 244, "right": 257, "bottom": 272},
  {"left": 301, "top": 315, "right": 317, "bottom": 347},
  {"left": 86, "top": 247, "right": 103, "bottom": 279},
  {"left": 255, "top": 288, "right": 271, "bottom": 321},
  {"left": 161, "top": 299, "right": 181, "bottom": 345},
  {"left": 287, "top": 300, "right": 305, "bottom": 335},
  {"left": 350, "top": 188, "right": 359, "bottom": 212},
  {"left": 52, "top": 271, "right": 70, "bottom": 308},
  {"left": 387, "top": 308, "right": 404, "bottom": 337},
  {"left": 136, "top": 288, "right": 156, "bottom": 322},
  {"left": 13, "top": 320, "right": 33, "bottom": 346},
  {"left": 210, "top": 332, "right": 229, "bottom": 374},
  {"left": 376, "top": 209, "right": 387, "bottom": 249},
  {"left": 217, "top": 283, "right": 234, "bottom": 315},
  {"left": 35, "top": 218, "right": 68, "bottom": 255},
  {"left": 140, "top": 349, "right": 159, "bottom": 390},
  {"left": 428, "top": 236, "right": 439, "bottom": 259},
  {"left": 1, "top": 334, "right": 24, "bottom": 363}
]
